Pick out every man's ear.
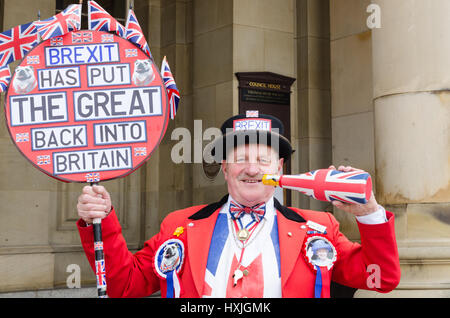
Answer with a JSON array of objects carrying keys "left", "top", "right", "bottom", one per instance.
[
  {"left": 278, "top": 157, "right": 284, "bottom": 174},
  {"left": 221, "top": 160, "right": 228, "bottom": 180}
]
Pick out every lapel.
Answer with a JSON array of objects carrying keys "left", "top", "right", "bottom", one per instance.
[
  {"left": 186, "top": 195, "right": 228, "bottom": 296},
  {"left": 273, "top": 199, "right": 308, "bottom": 288}
]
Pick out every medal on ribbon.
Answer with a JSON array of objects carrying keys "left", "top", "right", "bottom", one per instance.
[
  {"left": 303, "top": 235, "right": 337, "bottom": 298},
  {"left": 153, "top": 238, "right": 185, "bottom": 298}
]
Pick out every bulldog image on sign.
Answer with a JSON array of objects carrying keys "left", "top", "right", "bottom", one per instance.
[
  {"left": 13, "top": 66, "right": 37, "bottom": 94},
  {"left": 132, "top": 59, "right": 155, "bottom": 86}
]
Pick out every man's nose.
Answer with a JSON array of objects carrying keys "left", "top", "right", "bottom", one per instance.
[{"left": 245, "top": 162, "right": 260, "bottom": 176}]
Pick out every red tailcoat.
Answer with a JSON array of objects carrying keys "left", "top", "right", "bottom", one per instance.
[{"left": 77, "top": 195, "right": 400, "bottom": 298}]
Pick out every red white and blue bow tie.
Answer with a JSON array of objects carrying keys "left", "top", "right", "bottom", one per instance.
[{"left": 229, "top": 200, "right": 266, "bottom": 223}]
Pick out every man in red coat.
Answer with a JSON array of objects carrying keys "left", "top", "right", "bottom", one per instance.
[{"left": 77, "top": 112, "right": 400, "bottom": 298}]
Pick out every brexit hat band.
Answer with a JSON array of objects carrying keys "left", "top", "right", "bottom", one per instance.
[
  {"left": 233, "top": 118, "right": 272, "bottom": 132},
  {"left": 203, "top": 112, "right": 294, "bottom": 163}
]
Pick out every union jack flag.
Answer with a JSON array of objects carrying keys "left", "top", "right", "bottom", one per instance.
[
  {"left": 50, "top": 37, "right": 63, "bottom": 46},
  {"left": 72, "top": 31, "right": 93, "bottom": 43},
  {"left": 125, "top": 9, "right": 152, "bottom": 58},
  {"left": 27, "top": 55, "right": 39, "bottom": 64},
  {"left": 88, "top": 0, "right": 125, "bottom": 38},
  {"left": 15, "top": 132, "right": 29, "bottom": 142},
  {"left": 0, "top": 65, "right": 11, "bottom": 92},
  {"left": 246, "top": 110, "right": 259, "bottom": 118},
  {"left": 101, "top": 33, "right": 114, "bottom": 43},
  {"left": 85, "top": 172, "right": 100, "bottom": 183},
  {"left": 161, "top": 56, "right": 180, "bottom": 120},
  {"left": 37, "top": 155, "right": 50, "bottom": 165},
  {"left": 94, "top": 241, "right": 103, "bottom": 251},
  {"left": 34, "top": 4, "right": 81, "bottom": 40},
  {"left": 0, "top": 22, "right": 38, "bottom": 67},
  {"left": 279, "top": 169, "right": 372, "bottom": 204},
  {"left": 125, "top": 48, "right": 137, "bottom": 57},
  {"left": 134, "top": 147, "right": 147, "bottom": 156},
  {"left": 95, "top": 259, "right": 107, "bottom": 288}
]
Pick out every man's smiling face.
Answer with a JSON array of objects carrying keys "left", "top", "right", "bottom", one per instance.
[{"left": 222, "top": 143, "right": 283, "bottom": 207}]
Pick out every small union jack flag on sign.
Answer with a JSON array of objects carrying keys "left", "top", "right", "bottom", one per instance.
[
  {"left": 125, "top": 9, "right": 152, "bottom": 58},
  {"left": 50, "top": 37, "right": 63, "bottom": 46},
  {"left": 125, "top": 48, "right": 137, "bottom": 57},
  {"left": 88, "top": 0, "right": 125, "bottom": 38},
  {"left": 0, "top": 65, "right": 11, "bottom": 92},
  {"left": 161, "top": 56, "right": 180, "bottom": 120},
  {"left": 95, "top": 260, "right": 107, "bottom": 288},
  {"left": 72, "top": 32, "right": 93, "bottom": 43},
  {"left": 37, "top": 155, "right": 50, "bottom": 165},
  {"left": 15, "top": 132, "right": 29, "bottom": 142},
  {"left": 134, "top": 147, "right": 147, "bottom": 156},
  {"left": 101, "top": 33, "right": 114, "bottom": 43},
  {"left": 85, "top": 172, "right": 100, "bottom": 183},
  {"left": 34, "top": 4, "right": 81, "bottom": 40},
  {"left": 27, "top": 55, "right": 40, "bottom": 64},
  {"left": 0, "top": 22, "right": 38, "bottom": 67}
]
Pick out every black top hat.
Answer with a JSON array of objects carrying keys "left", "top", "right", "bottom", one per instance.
[{"left": 204, "top": 111, "right": 294, "bottom": 163}]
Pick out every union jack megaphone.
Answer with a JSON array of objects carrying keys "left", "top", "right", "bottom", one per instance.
[{"left": 262, "top": 169, "right": 372, "bottom": 204}]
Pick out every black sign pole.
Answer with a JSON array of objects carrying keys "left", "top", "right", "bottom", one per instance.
[
  {"left": 90, "top": 181, "right": 107, "bottom": 298},
  {"left": 78, "top": 0, "right": 105, "bottom": 297}
]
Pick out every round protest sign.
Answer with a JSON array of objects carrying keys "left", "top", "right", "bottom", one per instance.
[{"left": 4, "top": 30, "right": 169, "bottom": 183}]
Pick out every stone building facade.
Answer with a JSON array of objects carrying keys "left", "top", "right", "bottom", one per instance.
[{"left": 0, "top": 0, "right": 448, "bottom": 297}]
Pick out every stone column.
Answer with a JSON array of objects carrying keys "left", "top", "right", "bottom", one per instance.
[
  {"left": 296, "top": 0, "right": 332, "bottom": 211},
  {"left": 144, "top": 0, "right": 195, "bottom": 239},
  {"left": 190, "top": 0, "right": 233, "bottom": 205},
  {"left": 366, "top": 0, "right": 450, "bottom": 297},
  {"left": 330, "top": 0, "right": 375, "bottom": 239}
]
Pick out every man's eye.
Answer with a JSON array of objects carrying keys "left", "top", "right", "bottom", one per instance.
[
  {"left": 258, "top": 158, "right": 271, "bottom": 164},
  {"left": 235, "top": 157, "right": 246, "bottom": 163}
]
